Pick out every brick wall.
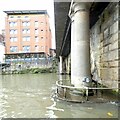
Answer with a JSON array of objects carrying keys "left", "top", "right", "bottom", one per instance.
[
  {"left": 5, "top": 13, "right": 52, "bottom": 55},
  {"left": 90, "top": 3, "right": 119, "bottom": 89}
]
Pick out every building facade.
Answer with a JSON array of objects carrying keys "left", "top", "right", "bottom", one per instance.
[{"left": 4, "top": 10, "right": 52, "bottom": 63}]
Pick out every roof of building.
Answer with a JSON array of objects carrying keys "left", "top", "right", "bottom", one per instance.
[{"left": 4, "top": 10, "right": 48, "bottom": 15}]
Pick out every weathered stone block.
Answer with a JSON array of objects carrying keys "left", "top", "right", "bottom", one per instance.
[
  {"left": 108, "top": 49, "right": 118, "bottom": 61},
  {"left": 110, "top": 21, "right": 118, "bottom": 35},
  {"left": 104, "top": 28, "right": 109, "bottom": 39},
  {"left": 100, "top": 68, "right": 110, "bottom": 80},
  {"left": 100, "top": 55, "right": 103, "bottom": 63},
  {"left": 113, "top": 32, "right": 119, "bottom": 41},
  {"left": 103, "top": 53, "right": 109, "bottom": 62},
  {"left": 100, "top": 62, "right": 109, "bottom": 68},
  {"left": 113, "top": 9, "right": 119, "bottom": 21},
  {"left": 109, "top": 68, "right": 119, "bottom": 80},
  {"left": 109, "top": 40, "right": 118, "bottom": 51},
  {"left": 103, "top": 62, "right": 109, "bottom": 67},
  {"left": 100, "top": 67, "right": 119, "bottom": 81},
  {"left": 100, "top": 47, "right": 103, "bottom": 55},
  {"left": 100, "top": 33, "right": 104, "bottom": 41},
  {"left": 109, "top": 61, "right": 119, "bottom": 67},
  {"left": 103, "top": 45, "right": 109, "bottom": 53},
  {"left": 109, "top": 32, "right": 118, "bottom": 43},
  {"left": 100, "top": 62, "right": 103, "bottom": 68},
  {"left": 100, "top": 41, "right": 103, "bottom": 48},
  {"left": 103, "top": 38, "right": 110, "bottom": 47},
  {"left": 101, "top": 79, "right": 118, "bottom": 88}
]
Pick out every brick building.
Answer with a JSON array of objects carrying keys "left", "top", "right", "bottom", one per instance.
[{"left": 4, "top": 10, "right": 52, "bottom": 63}]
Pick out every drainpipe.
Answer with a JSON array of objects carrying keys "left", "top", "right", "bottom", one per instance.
[{"left": 70, "top": 2, "right": 92, "bottom": 87}]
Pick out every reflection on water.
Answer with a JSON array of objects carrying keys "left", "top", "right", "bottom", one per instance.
[{"left": 0, "top": 74, "right": 119, "bottom": 118}]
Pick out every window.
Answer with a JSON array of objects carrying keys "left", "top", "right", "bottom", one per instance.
[
  {"left": 10, "top": 29, "right": 17, "bottom": 34},
  {"left": 18, "top": 16, "right": 21, "bottom": 18},
  {"left": 22, "top": 21, "right": 30, "bottom": 26},
  {"left": 10, "top": 16, "right": 14, "bottom": 18},
  {"left": 41, "top": 46, "right": 44, "bottom": 50},
  {"left": 35, "top": 45, "right": 39, "bottom": 51},
  {"left": 25, "top": 16, "right": 28, "bottom": 18},
  {"left": 22, "top": 29, "right": 30, "bottom": 34},
  {"left": 41, "top": 37, "right": 43, "bottom": 40},
  {"left": 9, "top": 22, "right": 17, "bottom": 27},
  {"left": 35, "top": 36, "right": 39, "bottom": 42},
  {"left": 10, "top": 46, "right": 18, "bottom": 52},
  {"left": 23, "top": 46, "right": 30, "bottom": 52},
  {"left": 35, "top": 21, "right": 38, "bottom": 27},
  {"left": 10, "top": 37, "right": 17, "bottom": 42},
  {"left": 23, "top": 36, "right": 30, "bottom": 41},
  {"left": 35, "top": 29, "right": 38, "bottom": 34}
]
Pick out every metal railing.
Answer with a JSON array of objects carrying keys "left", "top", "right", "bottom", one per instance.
[{"left": 56, "top": 80, "right": 119, "bottom": 101}]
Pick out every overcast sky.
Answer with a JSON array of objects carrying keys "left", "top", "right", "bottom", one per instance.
[{"left": 0, "top": 0, "right": 55, "bottom": 49}]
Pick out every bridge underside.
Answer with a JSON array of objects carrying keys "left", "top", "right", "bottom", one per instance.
[{"left": 54, "top": 2, "right": 71, "bottom": 57}]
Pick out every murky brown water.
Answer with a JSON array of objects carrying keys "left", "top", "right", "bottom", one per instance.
[{"left": 0, "top": 74, "right": 119, "bottom": 118}]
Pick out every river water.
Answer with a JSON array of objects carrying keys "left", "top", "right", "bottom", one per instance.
[{"left": 0, "top": 74, "right": 119, "bottom": 118}]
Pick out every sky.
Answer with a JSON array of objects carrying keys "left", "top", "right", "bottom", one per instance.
[{"left": 0, "top": 0, "right": 56, "bottom": 49}]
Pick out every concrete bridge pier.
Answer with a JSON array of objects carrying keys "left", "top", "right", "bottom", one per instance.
[
  {"left": 70, "top": 2, "right": 92, "bottom": 87},
  {"left": 64, "top": 55, "right": 71, "bottom": 75},
  {"left": 59, "top": 56, "right": 64, "bottom": 74},
  {"left": 59, "top": 55, "right": 71, "bottom": 75}
]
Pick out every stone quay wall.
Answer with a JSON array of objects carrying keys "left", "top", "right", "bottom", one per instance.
[{"left": 90, "top": 2, "right": 119, "bottom": 89}]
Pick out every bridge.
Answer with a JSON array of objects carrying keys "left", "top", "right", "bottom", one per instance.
[
  {"left": 54, "top": 1, "right": 109, "bottom": 85},
  {"left": 54, "top": 1, "right": 109, "bottom": 57},
  {"left": 54, "top": 1, "right": 119, "bottom": 101}
]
